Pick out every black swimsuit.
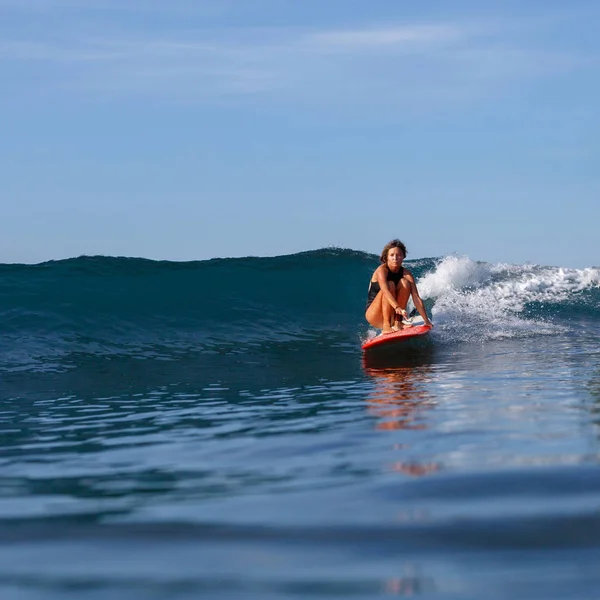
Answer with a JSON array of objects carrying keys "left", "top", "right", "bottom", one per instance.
[{"left": 366, "top": 267, "right": 404, "bottom": 310}]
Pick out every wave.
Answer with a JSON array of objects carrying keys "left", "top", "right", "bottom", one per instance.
[
  {"left": 417, "top": 255, "right": 600, "bottom": 343},
  {"left": 1, "top": 249, "right": 599, "bottom": 371}
]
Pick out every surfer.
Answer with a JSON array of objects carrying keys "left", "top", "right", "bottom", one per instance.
[{"left": 365, "top": 239, "right": 432, "bottom": 334}]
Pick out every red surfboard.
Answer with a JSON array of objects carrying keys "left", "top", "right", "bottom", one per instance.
[{"left": 362, "top": 319, "right": 432, "bottom": 351}]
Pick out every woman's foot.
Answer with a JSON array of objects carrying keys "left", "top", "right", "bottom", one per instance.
[{"left": 382, "top": 323, "right": 395, "bottom": 334}]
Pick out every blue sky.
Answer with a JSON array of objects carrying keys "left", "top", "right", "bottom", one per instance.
[{"left": 1, "top": 0, "right": 598, "bottom": 267}]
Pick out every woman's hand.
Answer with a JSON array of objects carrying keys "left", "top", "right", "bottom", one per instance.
[{"left": 394, "top": 306, "right": 408, "bottom": 319}]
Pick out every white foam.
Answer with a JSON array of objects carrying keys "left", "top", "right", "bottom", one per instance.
[
  {"left": 415, "top": 256, "right": 600, "bottom": 343},
  {"left": 418, "top": 255, "right": 493, "bottom": 299}
]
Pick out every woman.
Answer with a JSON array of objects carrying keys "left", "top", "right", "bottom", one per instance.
[{"left": 365, "top": 239, "right": 432, "bottom": 334}]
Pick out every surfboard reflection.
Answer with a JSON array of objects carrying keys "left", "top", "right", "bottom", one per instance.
[{"left": 363, "top": 347, "right": 439, "bottom": 476}]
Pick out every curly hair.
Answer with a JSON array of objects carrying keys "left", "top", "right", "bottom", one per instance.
[{"left": 379, "top": 239, "right": 407, "bottom": 263}]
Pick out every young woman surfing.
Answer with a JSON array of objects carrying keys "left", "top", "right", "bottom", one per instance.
[{"left": 365, "top": 239, "right": 432, "bottom": 334}]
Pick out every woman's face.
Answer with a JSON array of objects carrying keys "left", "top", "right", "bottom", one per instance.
[{"left": 387, "top": 247, "right": 404, "bottom": 269}]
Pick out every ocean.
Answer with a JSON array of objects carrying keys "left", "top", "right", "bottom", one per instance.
[{"left": 1, "top": 248, "right": 600, "bottom": 599}]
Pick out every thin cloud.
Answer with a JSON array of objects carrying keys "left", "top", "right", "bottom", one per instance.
[
  {"left": 1, "top": 17, "right": 596, "bottom": 110},
  {"left": 306, "top": 24, "right": 463, "bottom": 50}
]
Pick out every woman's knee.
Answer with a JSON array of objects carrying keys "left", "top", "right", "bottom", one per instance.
[{"left": 396, "top": 278, "right": 411, "bottom": 301}]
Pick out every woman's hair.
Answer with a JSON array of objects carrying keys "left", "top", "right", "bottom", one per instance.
[{"left": 380, "top": 239, "right": 407, "bottom": 263}]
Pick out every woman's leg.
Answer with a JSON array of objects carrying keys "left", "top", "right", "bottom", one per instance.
[
  {"left": 397, "top": 278, "right": 412, "bottom": 310},
  {"left": 382, "top": 282, "right": 396, "bottom": 332},
  {"left": 365, "top": 282, "right": 397, "bottom": 333},
  {"left": 393, "top": 278, "right": 413, "bottom": 329}
]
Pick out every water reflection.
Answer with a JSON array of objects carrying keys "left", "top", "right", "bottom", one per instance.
[
  {"left": 385, "top": 569, "right": 430, "bottom": 596},
  {"left": 365, "top": 364, "right": 429, "bottom": 432},
  {"left": 363, "top": 346, "right": 435, "bottom": 431},
  {"left": 363, "top": 346, "right": 439, "bottom": 476}
]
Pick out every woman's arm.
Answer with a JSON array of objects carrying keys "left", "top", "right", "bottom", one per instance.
[{"left": 405, "top": 270, "right": 432, "bottom": 326}]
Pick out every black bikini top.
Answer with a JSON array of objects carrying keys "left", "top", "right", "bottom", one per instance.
[{"left": 386, "top": 266, "right": 403, "bottom": 285}]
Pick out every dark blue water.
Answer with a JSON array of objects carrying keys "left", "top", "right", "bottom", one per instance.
[{"left": 1, "top": 250, "right": 600, "bottom": 599}]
